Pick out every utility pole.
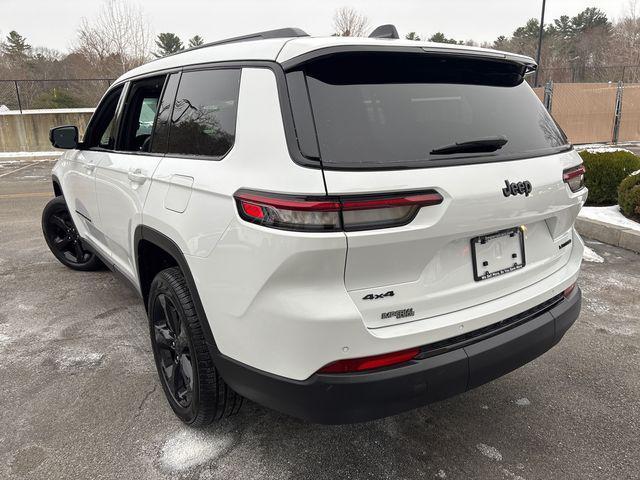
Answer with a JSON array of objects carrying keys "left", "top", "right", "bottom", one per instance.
[{"left": 534, "top": 0, "right": 547, "bottom": 87}]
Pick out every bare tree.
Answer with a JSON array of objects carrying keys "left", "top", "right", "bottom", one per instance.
[
  {"left": 611, "top": 0, "right": 640, "bottom": 71},
  {"left": 332, "top": 7, "right": 369, "bottom": 37},
  {"left": 75, "top": 0, "right": 153, "bottom": 74}
]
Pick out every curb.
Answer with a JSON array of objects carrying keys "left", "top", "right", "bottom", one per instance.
[{"left": 575, "top": 217, "right": 640, "bottom": 254}]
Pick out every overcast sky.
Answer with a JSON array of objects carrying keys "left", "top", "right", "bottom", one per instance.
[{"left": 0, "top": 0, "right": 631, "bottom": 52}]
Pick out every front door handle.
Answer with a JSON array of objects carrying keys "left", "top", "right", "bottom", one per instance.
[
  {"left": 127, "top": 169, "right": 148, "bottom": 184},
  {"left": 85, "top": 162, "right": 96, "bottom": 172}
]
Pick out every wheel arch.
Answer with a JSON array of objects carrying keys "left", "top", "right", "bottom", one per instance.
[
  {"left": 52, "top": 174, "right": 63, "bottom": 197},
  {"left": 134, "top": 225, "right": 217, "bottom": 348}
]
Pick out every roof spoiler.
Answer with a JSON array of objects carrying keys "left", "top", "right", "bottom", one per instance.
[{"left": 369, "top": 24, "right": 399, "bottom": 39}]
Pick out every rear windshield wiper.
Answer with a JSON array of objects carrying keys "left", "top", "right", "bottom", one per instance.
[{"left": 429, "top": 136, "right": 508, "bottom": 155}]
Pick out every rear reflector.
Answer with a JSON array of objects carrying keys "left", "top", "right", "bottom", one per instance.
[
  {"left": 234, "top": 190, "right": 443, "bottom": 232},
  {"left": 563, "top": 164, "right": 586, "bottom": 193},
  {"left": 318, "top": 348, "right": 420, "bottom": 374},
  {"left": 563, "top": 282, "right": 577, "bottom": 298}
]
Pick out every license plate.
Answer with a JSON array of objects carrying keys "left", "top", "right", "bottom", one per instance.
[{"left": 471, "top": 227, "right": 526, "bottom": 281}]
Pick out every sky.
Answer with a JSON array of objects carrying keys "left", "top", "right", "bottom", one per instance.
[{"left": 0, "top": 0, "right": 632, "bottom": 52}]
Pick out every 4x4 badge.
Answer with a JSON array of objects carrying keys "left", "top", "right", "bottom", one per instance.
[
  {"left": 502, "top": 180, "right": 532, "bottom": 197},
  {"left": 362, "top": 290, "right": 394, "bottom": 300}
]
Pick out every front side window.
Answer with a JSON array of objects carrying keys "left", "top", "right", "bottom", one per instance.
[
  {"left": 167, "top": 69, "right": 241, "bottom": 158},
  {"left": 290, "top": 52, "right": 569, "bottom": 169},
  {"left": 84, "top": 86, "right": 123, "bottom": 150},
  {"left": 118, "top": 75, "right": 165, "bottom": 152}
]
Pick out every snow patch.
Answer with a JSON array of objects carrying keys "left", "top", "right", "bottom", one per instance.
[
  {"left": 515, "top": 397, "right": 531, "bottom": 406},
  {"left": 583, "top": 246, "right": 604, "bottom": 263},
  {"left": 436, "top": 469, "right": 447, "bottom": 478},
  {"left": 476, "top": 443, "right": 503, "bottom": 461},
  {"left": 160, "top": 430, "right": 232, "bottom": 472},
  {"left": 579, "top": 205, "right": 640, "bottom": 232},
  {"left": 0, "top": 334, "right": 12, "bottom": 348},
  {"left": 575, "top": 144, "right": 633, "bottom": 154},
  {"left": 0, "top": 151, "right": 62, "bottom": 158},
  {"left": 57, "top": 352, "right": 103, "bottom": 370}
]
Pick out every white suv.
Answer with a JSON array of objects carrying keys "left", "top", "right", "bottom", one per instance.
[{"left": 42, "top": 27, "right": 586, "bottom": 426}]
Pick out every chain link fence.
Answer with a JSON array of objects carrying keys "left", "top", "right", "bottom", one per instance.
[
  {"left": 533, "top": 81, "right": 640, "bottom": 144},
  {"left": 0, "top": 79, "right": 113, "bottom": 112},
  {"left": 527, "top": 65, "right": 640, "bottom": 87}
]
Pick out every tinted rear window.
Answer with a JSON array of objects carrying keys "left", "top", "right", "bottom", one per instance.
[
  {"left": 295, "top": 52, "right": 568, "bottom": 169},
  {"left": 167, "top": 69, "right": 241, "bottom": 158}
]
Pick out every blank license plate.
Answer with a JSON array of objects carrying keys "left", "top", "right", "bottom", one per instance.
[{"left": 471, "top": 227, "right": 526, "bottom": 281}]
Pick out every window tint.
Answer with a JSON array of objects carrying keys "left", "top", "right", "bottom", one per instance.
[
  {"left": 296, "top": 52, "right": 568, "bottom": 169},
  {"left": 85, "top": 85, "right": 123, "bottom": 150},
  {"left": 150, "top": 73, "right": 180, "bottom": 154},
  {"left": 167, "top": 69, "right": 241, "bottom": 158},
  {"left": 119, "top": 76, "right": 165, "bottom": 152}
]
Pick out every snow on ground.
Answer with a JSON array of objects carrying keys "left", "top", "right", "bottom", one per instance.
[
  {"left": 583, "top": 246, "right": 605, "bottom": 263},
  {"left": 574, "top": 143, "right": 636, "bottom": 154},
  {"left": 579, "top": 205, "right": 640, "bottom": 232},
  {"left": 159, "top": 429, "right": 233, "bottom": 472},
  {"left": 476, "top": 443, "right": 503, "bottom": 461},
  {"left": 0, "top": 107, "right": 94, "bottom": 115},
  {"left": 0, "top": 151, "right": 62, "bottom": 158}
]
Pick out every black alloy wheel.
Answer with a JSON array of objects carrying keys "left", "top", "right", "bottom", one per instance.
[
  {"left": 42, "top": 196, "right": 103, "bottom": 271},
  {"left": 152, "top": 293, "right": 194, "bottom": 408},
  {"left": 148, "top": 267, "right": 243, "bottom": 426}
]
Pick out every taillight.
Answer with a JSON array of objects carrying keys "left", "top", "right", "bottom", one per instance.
[
  {"left": 563, "top": 164, "right": 586, "bottom": 193},
  {"left": 234, "top": 190, "right": 443, "bottom": 232},
  {"left": 318, "top": 347, "right": 420, "bottom": 374}
]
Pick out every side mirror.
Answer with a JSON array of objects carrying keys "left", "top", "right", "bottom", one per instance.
[{"left": 50, "top": 125, "right": 79, "bottom": 149}]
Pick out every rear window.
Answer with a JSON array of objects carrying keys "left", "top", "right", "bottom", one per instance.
[{"left": 291, "top": 52, "right": 568, "bottom": 169}]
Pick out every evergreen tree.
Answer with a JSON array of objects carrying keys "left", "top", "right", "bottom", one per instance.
[
  {"left": 1, "top": 31, "right": 32, "bottom": 57},
  {"left": 428, "top": 32, "right": 462, "bottom": 45},
  {"left": 154, "top": 33, "right": 183, "bottom": 57},
  {"left": 405, "top": 32, "right": 421, "bottom": 41},
  {"left": 188, "top": 35, "right": 205, "bottom": 48}
]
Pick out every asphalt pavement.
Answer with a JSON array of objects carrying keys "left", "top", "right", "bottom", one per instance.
[{"left": 0, "top": 159, "right": 638, "bottom": 480}]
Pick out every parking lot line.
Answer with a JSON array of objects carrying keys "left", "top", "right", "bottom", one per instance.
[
  {"left": 0, "top": 191, "right": 51, "bottom": 199},
  {"left": 0, "top": 162, "right": 36, "bottom": 178}
]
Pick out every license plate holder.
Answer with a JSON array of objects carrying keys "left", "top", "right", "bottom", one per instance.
[{"left": 471, "top": 227, "right": 526, "bottom": 282}]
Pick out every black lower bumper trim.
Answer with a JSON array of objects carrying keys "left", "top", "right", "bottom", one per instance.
[{"left": 213, "top": 288, "right": 582, "bottom": 424}]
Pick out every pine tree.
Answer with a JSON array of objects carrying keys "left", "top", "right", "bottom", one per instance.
[
  {"left": 405, "top": 32, "right": 421, "bottom": 41},
  {"left": 188, "top": 35, "right": 205, "bottom": 48},
  {"left": 154, "top": 33, "right": 183, "bottom": 58},
  {"left": 1, "top": 31, "right": 32, "bottom": 57},
  {"left": 428, "top": 32, "right": 462, "bottom": 45}
]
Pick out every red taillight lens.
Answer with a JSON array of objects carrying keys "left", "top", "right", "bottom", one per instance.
[
  {"left": 318, "top": 347, "right": 420, "bottom": 374},
  {"left": 234, "top": 190, "right": 443, "bottom": 232},
  {"left": 563, "top": 164, "right": 586, "bottom": 193},
  {"left": 563, "top": 282, "right": 577, "bottom": 298}
]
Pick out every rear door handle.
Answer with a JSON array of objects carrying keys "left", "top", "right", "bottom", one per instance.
[{"left": 128, "top": 169, "right": 148, "bottom": 184}]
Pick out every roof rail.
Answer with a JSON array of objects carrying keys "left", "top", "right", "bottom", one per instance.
[
  {"left": 185, "top": 27, "right": 309, "bottom": 53},
  {"left": 369, "top": 24, "right": 400, "bottom": 40}
]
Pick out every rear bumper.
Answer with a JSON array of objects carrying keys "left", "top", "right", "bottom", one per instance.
[{"left": 214, "top": 288, "right": 581, "bottom": 424}]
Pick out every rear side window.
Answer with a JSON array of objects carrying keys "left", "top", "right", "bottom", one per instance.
[
  {"left": 150, "top": 73, "right": 180, "bottom": 154},
  {"left": 291, "top": 52, "right": 569, "bottom": 169},
  {"left": 166, "top": 69, "right": 241, "bottom": 158}
]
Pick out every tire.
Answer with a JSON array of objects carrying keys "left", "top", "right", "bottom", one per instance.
[
  {"left": 42, "top": 196, "right": 104, "bottom": 271},
  {"left": 148, "top": 267, "right": 243, "bottom": 426}
]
